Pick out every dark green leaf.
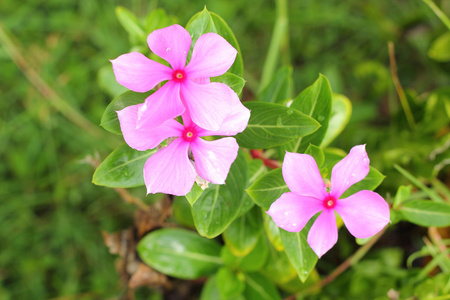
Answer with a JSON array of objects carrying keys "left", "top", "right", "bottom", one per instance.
[
  {"left": 100, "top": 91, "right": 150, "bottom": 135},
  {"left": 236, "top": 102, "right": 320, "bottom": 149},
  {"left": 247, "top": 168, "right": 289, "bottom": 211},
  {"left": 211, "top": 72, "right": 246, "bottom": 96},
  {"left": 244, "top": 273, "right": 282, "bottom": 300},
  {"left": 92, "top": 144, "right": 155, "bottom": 188},
  {"left": 137, "top": 228, "right": 222, "bottom": 279},
  {"left": 192, "top": 151, "right": 249, "bottom": 238},
  {"left": 284, "top": 74, "right": 332, "bottom": 152},
  {"left": 258, "top": 66, "right": 292, "bottom": 103},
  {"left": 172, "top": 196, "right": 195, "bottom": 228},
  {"left": 399, "top": 200, "right": 450, "bottom": 227}
]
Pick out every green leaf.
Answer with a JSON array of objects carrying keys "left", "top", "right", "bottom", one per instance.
[
  {"left": 394, "top": 164, "right": 443, "bottom": 202},
  {"left": 236, "top": 235, "right": 269, "bottom": 272},
  {"left": 115, "top": 6, "right": 147, "bottom": 44},
  {"left": 428, "top": 31, "right": 450, "bottom": 62},
  {"left": 399, "top": 200, "right": 450, "bottom": 227},
  {"left": 258, "top": 66, "right": 292, "bottom": 103},
  {"left": 92, "top": 144, "right": 155, "bottom": 188},
  {"left": 185, "top": 183, "right": 204, "bottom": 206},
  {"left": 192, "top": 151, "right": 249, "bottom": 238},
  {"left": 200, "top": 276, "right": 222, "bottom": 300},
  {"left": 341, "top": 166, "right": 385, "bottom": 198},
  {"left": 248, "top": 159, "right": 268, "bottom": 184},
  {"left": 145, "top": 8, "right": 177, "bottom": 33},
  {"left": 244, "top": 273, "right": 282, "bottom": 300},
  {"left": 261, "top": 241, "right": 297, "bottom": 285},
  {"left": 216, "top": 267, "right": 245, "bottom": 299},
  {"left": 236, "top": 102, "right": 320, "bottom": 149},
  {"left": 223, "top": 206, "right": 262, "bottom": 257},
  {"left": 284, "top": 74, "right": 332, "bottom": 152},
  {"left": 393, "top": 185, "right": 413, "bottom": 208},
  {"left": 97, "top": 65, "right": 128, "bottom": 98},
  {"left": 305, "top": 144, "right": 325, "bottom": 168},
  {"left": 321, "top": 93, "right": 352, "bottom": 147},
  {"left": 186, "top": 7, "right": 243, "bottom": 77},
  {"left": 247, "top": 168, "right": 289, "bottom": 211},
  {"left": 280, "top": 228, "right": 318, "bottom": 283},
  {"left": 137, "top": 228, "right": 222, "bottom": 279},
  {"left": 211, "top": 72, "right": 246, "bottom": 96},
  {"left": 263, "top": 213, "right": 284, "bottom": 251},
  {"left": 172, "top": 196, "right": 195, "bottom": 228},
  {"left": 100, "top": 91, "right": 150, "bottom": 135}
]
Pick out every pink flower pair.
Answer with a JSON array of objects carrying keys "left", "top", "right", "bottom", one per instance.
[
  {"left": 267, "top": 145, "right": 390, "bottom": 258},
  {"left": 111, "top": 24, "right": 250, "bottom": 195}
]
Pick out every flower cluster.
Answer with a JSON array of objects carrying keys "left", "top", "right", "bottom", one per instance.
[
  {"left": 267, "top": 145, "right": 390, "bottom": 258},
  {"left": 111, "top": 24, "right": 250, "bottom": 195}
]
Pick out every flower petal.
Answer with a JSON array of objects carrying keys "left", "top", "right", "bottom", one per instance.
[
  {"left": 330, "top": 144, "right": 370, "bottom": 199},
  {"left": 147, "top": 24, "right": 191, "bottom": 70},
  {"left": 136, "top": 81, "right": 185, "bottom": 130},
  {"left": 190, "top": 137, "right": 239, "bottom": 184},
  {"left": 307, "top": 209, "right": 338, "bottom": 258},
  {"left": 111, "top": 52, "right": 172, "bottom": 92},
  {"left": 117, "top": 103, "right": 184, "bottom": 151},
  {"left": 197, "top": 90, "right": 250, "bottom": 137},
  {"left": 267, "top": 192, "right": 323, "bottom": 233},
  {"left": 143, "top": 139, "right": 196, "bottom": 196},
  {"left": 335, "top": 190, "right": 390, "bottom": 239},
  {"left": 185, "top": 33, "right": 237, "bottom": 78},
  {"left": 181, "top": 81, "right": 233, "bottom": 131},
  {"left": 282, "top": 152, "right": 328, "bottom": 199}
]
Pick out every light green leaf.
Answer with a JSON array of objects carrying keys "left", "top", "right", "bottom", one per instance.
[
  {"left": 116, "top": 6, "right": 147, "bottom": 44},
  {"left": 145, "top": 8, "right": 177, "bottom": 33},
  {"left": 263, "top": 213, "right": 284, "bottom": 251},
  {"left": 399, "top": 200, "right": 450, "bottom": 227},
  {"left": 261, "top": 240, "right": 297, "bottom": 285},
  {"left": 236, "top": 102, "right": 320, "bottom": 149},
  {"left": 258, "top": 66, "right": 292, "bottom": 103},
  {"left": 100, "top": 91, "right": 150, "bottom": 135},
  {"left": 97, "top": 65, "right": 128, "bottom": 98},
  {"left": 321, "top": 93, "right": 352, "bottom": 147},
  {"left": 305, "top": 144, "right": 325, "bottom": 168},
  {"left": 137, "top": 228, "right": 222, "bottom": 279},
  {"left": 92, "top": 144, "right": 155, "bottom": 188},
  {"left": 393, "top": 185, "right": 413, "bottom": 208},
  {"left": 244, "top": 272, "right": 282, "bottom": 300},
  {"left": 211, "top": 72, "right": 246, "bottom": 96},
  {"left": 216, "top": 267, "right": 245, "bottom": 299},
  {"left": 192, "top": 151, "right": 249, "bottom": 238},
  {"left": 185, "top": 183, "right": 204, "bottom": 206},
  {"left": 247, "top": 168, "right": 289, "bottom": 211},
  {"left": 284, "top": 74, "right": 332, "bottom": 152},
  {"left": 428, "top": 31, "right": 450, "bottom": 62}
]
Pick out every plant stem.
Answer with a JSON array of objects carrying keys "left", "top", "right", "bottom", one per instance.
[
  {"left": 423, "top": 0, "right": 450, "bottom": 30},
  {"left": 388, "top": 42, "right": 416, "bottom": 130},
  {"left": 259, "top": 0, "right": 290, "bottom": 93}
]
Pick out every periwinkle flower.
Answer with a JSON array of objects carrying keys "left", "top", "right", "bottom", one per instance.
[
  {"left": 267, "top": 145, "right": 390, "bottom": 258},
  {"left": 111, "top": 24, "right": 238, "bottom": 131}
]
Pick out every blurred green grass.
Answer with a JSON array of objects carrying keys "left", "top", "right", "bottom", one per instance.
[{"left": 1, "top": 0, "right": 449, "bottom": 299}]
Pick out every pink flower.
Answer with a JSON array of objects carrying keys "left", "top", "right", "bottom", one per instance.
[
  {"left": 116, "top": 92, "right": 250, "bottom": 196},
  {"left": 267, "top": 145, "right": 390, "bottom": 258},
  {"left": 111, "top": 24, "right": 239, "bottom": 131}
]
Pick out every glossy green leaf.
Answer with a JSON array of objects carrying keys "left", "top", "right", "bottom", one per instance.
[
  {"left": 305, "top": 144, "right": 325, "bottom": 168},
  {"left": 428, "top": 31, "right": 450, "bottom": 62},
  {"left": 341, "top": 166, "right": 385, "bottom": 198},
  {"left": 192, "top": 151, "right": 249, "bottom": 238},
  {"left": 186, "top": 7, "right": 243, "bottom": 77},
  {"left": 92, "top": 144, "right": 155, "bottom": 188},
  {"left": 115, "top": 6, "right": 147, "bottom": 44},
  {"left": 247, "top": 168, "right": 289, "bottom": 211},
  {"left": 321, "top": 93, "right": 352, "bottom": 147},
  {"left": 244, "top": 272, "right": 282, "bottom": 300},
  {"left": 217, "top": 267, "right": 245, "bottom": 299},
  {"left": 223, "top": 206, "right": 262, "bottom": 257},
  {"left": 185, "top": 184, "right": 204, "bottom": 206},
  {"left": 258, "top": 66, "right": 292, "bottom": 103},
  {"left": 236, "top": 102, "right": 320, "bottom": 149},
  {"left": 280, "top": 228, "right": 318, "bottom": 283},
  {"left": 172, "top": 196, "right": 195, "bottom": 228},
  {"left": 100, "top": 91, "right": 150, "bottom": 135},
  {"left": 399, "top": 200, "right": 450, "bottom": 227},
  {"left": 211, "top": 72, "right": 246, "bottom": 96},
  {"left": 284, "top": 74, "right": 332, "bottom": 152},
  {"left": 137, "top": 228, "right": 222, "bottom": 279}
]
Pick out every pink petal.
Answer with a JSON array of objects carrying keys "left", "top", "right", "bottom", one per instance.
[
  {"left": 190, "top": 137, "right": 239, "bottom": 184},
  {"left": 185, "top": 32, "right": 237, "bottom": 78},
  {"left": 282, "top": 152, "right": 328, "bottom": 199},
  {"left": 111, "top": 52, "right": 172, "bottom": 92},
  {"left": 196, "top": 90, "right": 250, "bottom": 137},
  {"left": 267, "top": 192, "right": 323, "bottom": 233},
  {"left": 307, "top": 209, "right": 338, "bottom": 258},
  {"left": 181, "top": 81, "right": 233, "bottom": 131},
  {"left": 330, "top": 144, "right": 370, "bottom": 199},
  {"left": 143, "top": 139, "right": 197, "bottom": 196},
  {"left": 136, "top": 81, "right": 185, "bottom": 130},
  {"left": 117, "top": 103, "right": 184, "bottom": 151},
  {"left": 147, "top": 24, "right": 191, "bottom": 70},
  {"left": 335, "top": 190, "right": 390, "bottom": 239}
]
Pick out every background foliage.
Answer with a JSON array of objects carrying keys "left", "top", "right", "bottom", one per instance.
[{"left": 1, "top": 0, "right": 449, "bottom": 299}]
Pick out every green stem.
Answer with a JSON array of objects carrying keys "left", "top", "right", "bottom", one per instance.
[
  {"left": 258, "top": 0, "right": 290, "bottom": 94},
  {"left": 423, "top": 0, "right": 450, "bottom": 30}
]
